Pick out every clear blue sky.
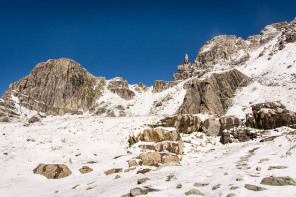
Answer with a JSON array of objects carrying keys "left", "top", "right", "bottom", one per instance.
[{"left": 0, "top": 0, "right": 295, "bottom": 96}]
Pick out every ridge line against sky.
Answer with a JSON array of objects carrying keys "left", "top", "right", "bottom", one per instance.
[{"left": 0, "top": 0, "right": 296, "bottom": 96}]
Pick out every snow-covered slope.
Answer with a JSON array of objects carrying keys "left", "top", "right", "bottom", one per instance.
[{"left": 1, "top": 115, "right": 296, "bottom": 196}]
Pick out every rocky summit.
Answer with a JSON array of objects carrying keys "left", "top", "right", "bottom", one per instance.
[{"left": 1, "top": 19, "right": 296, "bottom": 197}]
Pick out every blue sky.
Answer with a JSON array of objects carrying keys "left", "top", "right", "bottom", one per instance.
[{"left": 0, "top": 0, "right": 295, "bottom": 96}]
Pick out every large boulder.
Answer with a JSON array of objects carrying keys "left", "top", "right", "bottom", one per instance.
[
  {"left": 139, "top": 141, "right": 183, "bottom": 154},
  {"left": 201, "top": 118, "right": 221, "bottom": 136},
  {"left": 246, "top": 102, "right": 296, "bottom": 129},
  {"left": 33, "top": 164, "right": 72, "bottom": 179}
]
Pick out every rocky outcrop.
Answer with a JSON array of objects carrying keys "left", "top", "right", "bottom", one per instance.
[
  {"left": 220, "top": 127, "right": 258, "bottom": 144},
  {"left": 33, "top": 163, "right": 72, "bottom": 179},
  {"left": 139, "top": 141, "right": 183, "bottom": 154},
  {"left": 1, "top": 58, "right": 104, "bottom": 120},
  {"left": 107, "top": 77, "right": 135, "bottom": 100},
  {"left": 128, "top": 128, "right": 181, "bottom": 145},
  {"left": 246, "top": 102, "right": 296, "bottom": 130},
  {"left": 159, "top": 114, "right": 202, "bottom": 134},
  {"left": 152, "top": 80, "right": 178, "bottom": 93},
  {"left": 176, "top": 69, "right": 251, "bottom": 116}
]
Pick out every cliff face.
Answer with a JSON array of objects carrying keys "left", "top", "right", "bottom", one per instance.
[
  {"left": 176, "top": 69, "right": 251, "bottom": 116},
  {"left": 1, "top": 58, "right": 104, "bottom": 117}
]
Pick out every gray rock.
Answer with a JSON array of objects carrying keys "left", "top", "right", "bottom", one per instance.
[
  {"left": 202, "top": 118, "right": 221, "bottom": 136},
  {"left": 212, "top": 184, "right": 221, "bottom": 190}
]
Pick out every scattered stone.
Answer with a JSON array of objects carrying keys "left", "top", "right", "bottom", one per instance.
[
  {"left": 114, "top": 175, "right": 121, "bottom": 179},
  {"left": 185, "top": 189, "right": 205, "bottom": 196},
  {"left": 226, "top": 193, "right": 236, "bottom": 197},
  {"left": 260, "top": 136, "right": 279, "bottom": 142},
  {"left": 260, "top": 176, "right": 296, "bottom": 186},
  {"left": 72, "top": 185, "right": 79, "bottom": 189},
  {"left": 124, "top": 167, "right": 136, "bottom": 173},
  {"left": 212, "top": 184, "right": 221, "bottom": 190},
  {"left": 128, "top": 160, "right": 138, "bottom": 167},
  {"left": 176, "top": 184, "right": 182, "bottom": 189},
  {"left": 258, "top": 158, "right": 269, "bottom": 163},
  {"left": 33, "top": 164, "right": 72, "bottom": 179},
  {"left": 220, "top": 127, "right": 258, "bottom": 144},
  {"left": 87, "top": 161, "right": 97, "bottom": 164},
  {"left": 236, "top": 178, "right": 243, "bottom": 181},
  {"left": 129, "top": 187, "right": 160, "bottom": 196},
  {"left": 230, "top": 186, "right": 239, "bottom": 190},
  {"left": 137, "top": 177, "right": 150, "bottom": 184},
  {"left": 256, "top": 167, "right": 262, "bottom": 171},
  {"left": 268, "top": 166, "right": 287, "bottom": 170},
  {"left": 79, "top": 166, "right": 93, "bottom": 174},
  {"left": 166, "top": 174, "right": 175, "bottom": 181},
  {"left": 104, "top": 168, "right": 123, "bottom": 175},
  {"left": 136, "top": 169, "right": 151, "bottom": 174},
  {"left": 244, "top": 184, "right": 267, "bottom": 191},
  {"left": 194, "top": 183, "right": 209, "bottom": 187}
]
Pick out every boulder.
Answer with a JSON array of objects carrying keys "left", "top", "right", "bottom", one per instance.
[
  {"left": 159, "top": 114, "right": 202, "bottom": 134},
  {"left": 33, "top": 164, "right": 72, "bottom": 179},
  {"left": 219, "top": 116, "right": 242, "bottom": 133},
  {"left": 246, "top": 102, "right": 296, "bottom": 129},
  {"left": 132, "top": 128, "right": 180, "bottom": 144},
  {"left": 260, "top": 176, "right": 296, "bottom": 186},
  {"left": 201, "top": 118, "right": 221, "bottom": 136},
  {"left": 139, "top": 152, "right": 180, "bottom": 166},
  {"left": 128, "top": 160, "right": 138, "bottom": 167},
  {"left": 220, "top": 127, "right": 258, "bottom": 144},
  {"left": 139, "top": 152, "right": 162, "bottom": 166},
  {"left": 139, "top": 141, "right": 183, "bottom": 154}
]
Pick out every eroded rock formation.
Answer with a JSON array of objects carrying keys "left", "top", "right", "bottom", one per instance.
[{"left": 176, "top": 69, "right": 251, "bottom": 116}]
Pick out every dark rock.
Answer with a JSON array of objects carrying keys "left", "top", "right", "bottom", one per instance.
[
  {"left": 220, "top": 127, "right": 258, "bottom": 144},
  {"left": 137, "top": 177, "right": 150, "bottom": 184},
  {"left": 129, "top": 187, "right": 160, "bottom": 197},
  {"left": 202, "top": 118, "right": 221, "bottom": 136},
  {"left": 28, "top": 116, "right": 41, "bottom": 124}
]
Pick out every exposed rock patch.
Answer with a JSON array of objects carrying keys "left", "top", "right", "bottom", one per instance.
[{"left": 260, "top": 176, "right": 296, "bottom": 186}]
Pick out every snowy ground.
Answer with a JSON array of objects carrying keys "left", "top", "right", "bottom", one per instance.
[{"left": 1, "top": 115, "right": 296, "bottom": 197}]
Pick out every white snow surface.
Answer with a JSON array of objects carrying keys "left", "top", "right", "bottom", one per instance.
[{"left": 1, "top": 115, "right": 296, "bottom": 196}]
